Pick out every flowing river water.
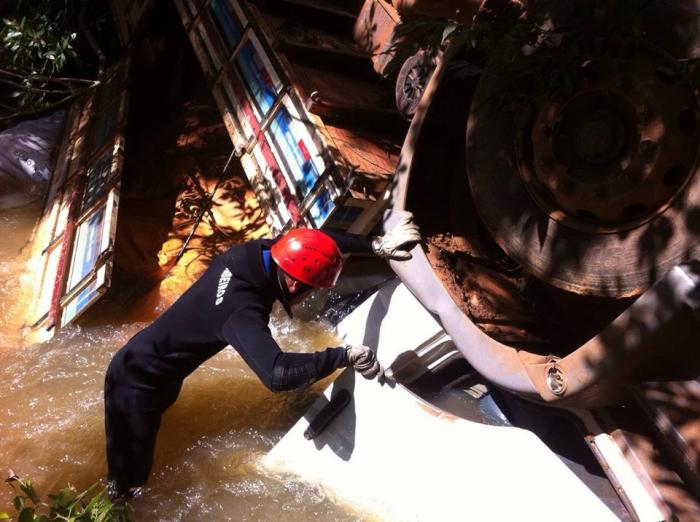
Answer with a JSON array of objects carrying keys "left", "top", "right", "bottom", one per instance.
[{"left": 0, "top": 202, "right": 366, "bottom": 520}]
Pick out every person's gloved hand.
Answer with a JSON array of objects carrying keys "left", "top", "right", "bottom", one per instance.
[
  {"left": 345, "top": 344, "right": 384, "bottom": 382},
  {"left": 372, "top": 213, "right": 421, "bottom": 260}
]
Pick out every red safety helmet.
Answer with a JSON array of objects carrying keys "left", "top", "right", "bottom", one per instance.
[{"left": 271, "top": 228, "right": 343, "bottom": 288}]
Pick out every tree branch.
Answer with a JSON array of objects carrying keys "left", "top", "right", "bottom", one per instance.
[
  {"left": 0, "top": 68, "right": 99, "bottom": 87},
  {"left": 0, "top": 77, "right": 73, "bottom": 94},
  {"left": 79, "top": 0, "right": 106, "bottom": 78},
  {"left": 0, "top": 91, "right": 82, "bottom": 125}
]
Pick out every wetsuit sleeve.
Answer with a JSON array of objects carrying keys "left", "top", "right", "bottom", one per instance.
[
  {"left": 321, "top": 229, "right": 375, "bottom": 255},
  {"left": 221, "top": 305, "right": 347, "bottom": 391}
]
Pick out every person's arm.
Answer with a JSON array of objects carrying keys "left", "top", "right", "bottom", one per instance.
[
  {"left": 221, "top": 304, "right": 347, "bottom": 391},
  {"left": 320, "top": 229, "right": 374, "bottom": 255},
  {"left": 322, "top": 214, "right": 421, "bottom": 260}
]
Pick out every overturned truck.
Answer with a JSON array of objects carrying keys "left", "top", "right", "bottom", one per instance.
[
  {"left": 388, "top": 0, "right": 700, "bottom": 518},
  {"left": 98, "top": 0, "right": 700, "bottom": 518},
  {"left": 161, "top": 0, "right": 700, "bottom": 518}
]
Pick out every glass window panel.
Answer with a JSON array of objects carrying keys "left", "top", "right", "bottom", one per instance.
[
  {"left": 323, "top": 204, "right": 363, "bottom": 230},
  {"left": 279, "top": 94, "right": 328, "bottom": 175},
  {"left": 61, "top": 266, "right": 107, "bottom": 327},
  {"left": 87, "top": 101, "right": 119, "bottom": 158},
  {"left": 266, "top": 96, "right": 326, "bottom": 198},
  {"left": 209, "top": 0, "right": 243, "bottom": 50},
  {"left": 235, "top": 32, "right": 283, "bottom": 120},
  {"left": 310, "top": 187, "right": 335, "bottom": 227},
  {"left": 67, "top": 204, "right": 107, "bottom": 291},
  {"left": 82, "top": 147, "right": 114, "bottom": 211},
  {"left": 93, "top": 65, "right": 124, "bottom": 114}
]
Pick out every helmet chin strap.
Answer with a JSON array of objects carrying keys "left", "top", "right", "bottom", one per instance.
[{"left": 274, "top": 263, "right": 294, "bottom": 318}]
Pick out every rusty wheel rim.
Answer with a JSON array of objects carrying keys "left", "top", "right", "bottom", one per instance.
[
  {"left": 518, "top": 47, "right": 699, "bottom": 234},
  {"left": 466, "top": 42, "right": 700, "bottom": 297}
]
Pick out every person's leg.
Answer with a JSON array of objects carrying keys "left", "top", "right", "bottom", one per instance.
[
  {"left": 104, "top": 343, "right": 183, "bottom": 494},
  {"left": 103, "top": 257, "right": 230, "bottom": 494},
  {"left": 104, "top": 400, "right": 163, "bottom": 493}
]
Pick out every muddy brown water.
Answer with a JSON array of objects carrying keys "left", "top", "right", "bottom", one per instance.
[{"left": 0, "top": 203, "right": 366, "bottom": 520}]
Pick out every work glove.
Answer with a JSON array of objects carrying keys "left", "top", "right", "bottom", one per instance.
[
  {"left": 345, "top": 344, "right": 385, "bottom": 382},
  {"left": 372, "top": 213, "right": 421, "bottom": 260}
]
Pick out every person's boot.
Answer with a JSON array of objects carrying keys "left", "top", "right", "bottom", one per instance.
[{"left": 106, "top": 479, "right": 143, "bottom": 504}]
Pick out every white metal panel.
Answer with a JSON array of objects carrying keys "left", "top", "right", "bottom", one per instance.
[{"left": 264, "top": 283, "right": 620, "bottom": 522}]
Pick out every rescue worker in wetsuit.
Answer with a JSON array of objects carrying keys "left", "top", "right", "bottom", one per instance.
[{"left": 104, "top": 215, "right": 420, "bottom": 499}]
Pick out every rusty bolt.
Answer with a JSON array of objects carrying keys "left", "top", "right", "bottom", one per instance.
[
  {"left": 546, "top": 365, "right": 567, "bottom": 396},
  {"left": 636, "top": 104, "right": 652, "bottom": 123},
  {"left": 639, "top": 139, "right": 656, "bottom": 160}
]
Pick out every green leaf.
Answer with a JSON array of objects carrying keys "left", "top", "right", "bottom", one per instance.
[
  {"left": 83, "top": 488, "right": 105, "bottom": 514},
  {"left": 17, "top": 507, "right": 35, "bottom": 522},
  {"left": 54, "top": 487, "right": 73, "bottom": 508},
  {"left": 19, "top": 480, "right": 40, "bottom": 505},
  {"left": 13, "top": 495, "right": 24, "bottom": 511}
]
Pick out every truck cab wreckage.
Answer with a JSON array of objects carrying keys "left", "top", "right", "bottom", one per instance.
[{"left": 264, "top": 1, "right": 700, "bottom": 519}]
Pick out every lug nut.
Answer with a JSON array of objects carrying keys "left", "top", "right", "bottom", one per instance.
[
  {"left": 636, "top": 104, "right": 652, "bottom": 123},
  {"left": 546, "top": 365, "right": 567, "bottom": 396},
  {"left": 639, "top": 139, "right": 656, "bottom": 160}
]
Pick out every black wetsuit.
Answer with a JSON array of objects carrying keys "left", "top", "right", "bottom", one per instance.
[{"left": 104, "top": 231, "right": 373, "bottom": 492}]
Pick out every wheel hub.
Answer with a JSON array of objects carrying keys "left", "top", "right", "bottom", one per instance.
[
  {"left": 518, "top": 54, "right": 698, "bottom": 233},
  {"left": 467, "top": 43, "right": 700, "bottom": 296}
]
